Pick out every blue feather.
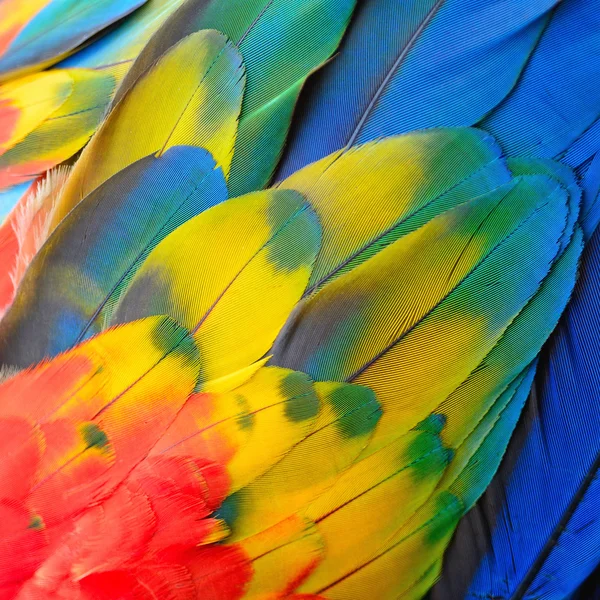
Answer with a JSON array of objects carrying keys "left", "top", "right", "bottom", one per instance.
[
  {"left": 562, "top": 118, "right": 600, "bottom": 172},
  {"left": 56, "top": 0, "right": 183, "bottom": 71},
  {"left": 0, "top": 145, "right": 228, "bottom": 368},
  {"left": 431, "top": 228, "right": 600, "bottom": 600},
  {"left": 432, "top": 4, "right": 600, "bottom": 594},
  {"left": 579, "top": 153, "right": 600, "bottom": 241},
  {"left": 275, "top": 0, "right": 559, "bottom": 180},
  {"left": 480, "top": 0, "right": 600, "bottom": 160}
]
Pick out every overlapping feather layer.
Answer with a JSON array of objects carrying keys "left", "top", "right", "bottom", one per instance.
[{"left": 0, "top": 1, "right": 598, "bottom": 599}]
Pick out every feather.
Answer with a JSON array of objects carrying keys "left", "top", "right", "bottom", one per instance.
[
  {"left": 221, "top": 380, "right": 382, "bottom": 541},
  {"left": 270, "top": 160, "right": 578, "bottom": 595},
  {"left": 0, "top": 182, "right": 30, "bottom": 222},
  {"left": 289, "top": 228, "right": 581, "bottom": 600},
  {"left": 113, "top": 189, "right": 321, "bottom": 391},
  {"left": 480, "top": 0, "right": 600, "bottom": 161},
  {"left": 0, "top": 167, "right": 69, "bottom": 318},
  {"left": 275, "top": 0, "right": 559, "bottom": 180},
  {"left": 0, "top": 0, "right": 147, "bottom": 81},
  {"left": 0, "top": 127, "right": 582, "bottom": 599},
  {"left": 432, "top": 226, "right": 600, "bottom": 600},
  {"left": 0, "top": 68, "right": 115, "bottom": 192},
  {"left": 430, "top": 3, "right": 600, "bottom": 592},
  {"left": 579, "top": 152, "right": 600, "bottom": 240},
  {"left": 152, "top": 367, "right": 323, "bottom": 492},
  {"left": 278, "top": 128, "right": 511, "bottom": 293},
  {"left": 0, "top": 315, "right": 202, "bottom": 597},
  {"left": 0, "top": 360, "right": 378, "bottom": 597},
  {"left": 0, "top": 316, "right": 200, "bottom": 520},
  {"left": 562, "top": 117, "right": 600, "bottom": 173},
  {"left": 272, "top": 176, "right": 567, "bottom": 400},
  {"left": 52, "top": 30, "right": 244, "bottom": 230},
  {"left": 0, "top": 211, "right": 19, "bottom": 315},
  {"left": 56, "top": 0, "right": 186, "bottom": 77},
  {"left": 0, "top": 0, "right": 595, "bottom": 594},
  {"left": 113, "top": 0, "right": 356, "bottom": 196},
  {"left": 7, "top": 167, "right": 70, "bottom": 291},
  {"left": 0, "top": 146, "right": 227, "bottom": 368},
  {"left": 506, "top": 157, "right": 581, "bottom": 252},
  {"left": 0, "top": 71, "right": 72, "bottom": 155},
  {"left": 0, "top": 178, "right": 327, "bottom": 597},
  {"left": 0, "top": 0, "right": 48, "bottom": 59}
]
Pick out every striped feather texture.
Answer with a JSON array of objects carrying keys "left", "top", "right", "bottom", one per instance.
[
  {"left": 57, "top": 0, "right": 186, "bottom": 78},
  {"left": 275, "top": 0, "right": 559, "bottom": 179},
  {"left": 0, "top": 130, "right": 582, "bottom": 599},
  {"left": 113, "top": 189, "right": 321, "bottom": 391},
  {"left": 268, "top": 142, "right": 579, "bottom": 596},
  {"left": 278, "top": 128, "right": 511, "bottom": 293},
  {"left": 577, "top": 151, "right": 600, "bottom": 241},
  {"left": 433, "top": 230, "right": 600, "bottom": 600},
  {"left": 480, "top": 0, "right": 600, "bottom": 161},
  {"left": 0, "top": 168, "right": 69, "bottom": 318},
  {"left": 113, "top": 0, "right": 356, "bottom": 196},
  {"left": 431, "top": 2, "right": 600, "bottom": 594},
  {"left": 0, "top": 0, "right": 595, "bottom": 592},
  {"left": 0, "top": 68, "right": 115, "bottom": 192},
  {"left": 0, "top": 0, "right": 146, "bottom": 80},
  {"left": 52, "top": 30, "right": 245, "bottom": 229},
  {"left": 0, "top": 71, "right": 72, "bottom": 155},
  {"left": 0, "top": 146, "right": 228, "bottom": 368}
]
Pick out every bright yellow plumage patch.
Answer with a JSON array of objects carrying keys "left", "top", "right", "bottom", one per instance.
[
  {"left": 279, "top": 128, "right": 508, "bottom": 291},
  {"left": 112, "top": 189, "right": 322, "bottom": 389},
  {"left": 53, "top": 29, "right": 245, "bottom": 228},
  {"left": 0, "top": 71, "right": 72, "bottom": 154},
  {"left": 0, "top": 68, "right": 115, "bottom": 191}
]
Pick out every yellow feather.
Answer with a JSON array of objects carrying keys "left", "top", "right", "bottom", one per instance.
[
  {"left": 153, "top": 367, "right": 322, "bottom": 493},
  {"left": 0, "top": 68, "right": 114, "bottom": 190},
  {"left": 0, "top": 70, "right": 72, "bottom": 154},
  {"left": 112, "top": 190, "right": 321, "bottom": 387},
  {"left": 242, "top": 516, "right": 324, "bottom": 599},
  {"left": 279, "top": 128, "right": 509, "bottom": 291},
  {"left": 52, "top": 29, "right": 245, "bottom": 227}
]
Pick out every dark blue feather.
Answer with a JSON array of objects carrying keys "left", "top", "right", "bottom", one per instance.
[
  {"left": 578, "top": 153, "right": 600, "bottom": 241},
  {"left": 275, "top": 0, "right": 559, "bottom": 180},
  {"left": 431, "top": 4, "right": 600, "bottom": 595},
  {"left": 431, "top": 227, "right": 600, "bottom": 600},
  {"left": 480, "top": 0, "right": 600, "bottom": 160}
]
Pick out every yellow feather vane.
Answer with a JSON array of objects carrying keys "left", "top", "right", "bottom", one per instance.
[
  {"left": 0, "top": 68, "right": 115, "bottom": 192},
  {"left": 112, "top": 189, "right": 322, "bottom": 391},
  {"left": 52, "top": 29, "right": 245, "bottom": 229}
]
